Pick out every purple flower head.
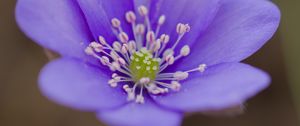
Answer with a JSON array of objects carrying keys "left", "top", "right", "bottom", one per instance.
[{"left": 16, "top": 0, "right": 280, "bottom": 126}]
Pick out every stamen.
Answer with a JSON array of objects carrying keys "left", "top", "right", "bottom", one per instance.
[
  {"left": 100, "top": 56, "right": 110, "bottom": 65},
  {"left": 135, "top": 24, "right": 145, "bottom": 49},
  {"left": 174, "top": 45, "right": 190, "bottom": 61},
  {"left": 156, "top": 15, "right": 166, "bottom": 35},
  {"left": 138, "top": 5, "right": 151, "bottom": 32},
  {"left": 160, "top": 34, "right": 170, "bottom": 44},
  {"left": 139, "top": 77, "right": 150, "bottom": 84},
  {"left": 158, "top": 15, "right": 166, "bottom": 26},
  {"left": 118, "top": 57, "right": 126, "bottom": 66},
  {"left": 136, "top": 24, "right": 146, "bottom": 35},
  {"left": 135, "top": 94, "right": 145, "bottom": 104},
  {"left": 121, "top": 44, "right": 129, "bottom": 54},
  {"left": 146, "top": 31, "right": 156, "bottom": 48},
  {"left": 138, "top": 5, "right": 148, "bottom": 17},
  {"left": 185, "top": 64, "right": 208, "bottom": 73},
  {"left": 119, "top": 32, "right": 129, "bottom": 43},
  {"left": 176, "top": 23, "right": 188, "bottom": 35},
  {"left": 125, "top": 11, "right": 136, "bottom": 23},
  {"left": 198, "top": 64, "right": 207, "bottom": 73},
  {"left": 157, "top": 34, "right": 170, "bottom": 56},
  {"left": 152, "top": 40, "right": 161, "bottom": 52},
  {"left": 165, "top": 54, "right": 175, "bottom": 65},
  {"left": 163, "top": 49, "right": 174, "bottom": 58},
  {"left": 180, "top": 45, "right": 190, "bottom": 56},
  {"left": 173, "top": 71, "right": 189, "bottom": 80},
  {"left": 89, "top": 42, "right": 103, "bottom": 52},
  {"left": 108, "top": 79, "right": 118, "bottom": 87},
  {"left": 170, "top": 81, "right": 181, "bottom": 91},
  {"left": 84, "top": 46, "right": 95, "bottom": 56},
  {"left": 171, "top": 23, "right": 190, "bottom": 50},
  {"left": 111, "top": 18, "right": 121, "bottom": 28},
  {"left": 110, "top": 51, "right": 119, "bottom": 61},
  {"left": 128, "top": 41, "right": 137, "bottom": 53},
  {"left": 84, "top": 5, "right": 207, "bottom": 104},
  {"left": 113, "top": 41, "right": 122, "bottom": 52},
  {"left": 98, "top": 36, "right": 107, "bottom": 45},
  {"left": 110, "top": 62, "right": 121, "bottom": 71},
  {"left": 123, "top": 84, "right": 136, "bottom": 101}
]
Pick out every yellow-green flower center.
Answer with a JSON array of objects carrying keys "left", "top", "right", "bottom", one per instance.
[{"left": 129, "top": 49, "right": 160, "bottom": 82}]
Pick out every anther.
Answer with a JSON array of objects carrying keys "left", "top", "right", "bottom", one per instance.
[
  {"left": 171, "top": 81, "right": 181, "bottom": 91},
  {"left": 139, "top": 77, "right": 151, "bottom": 84},
  {"left": 158, "top": 15, "right": 166, "bottom": 25},
  {"left": 111, "top": 18, "right": 121, "bottom": 28},
  {"left": 84, "top": 46, "right": 95, "bottom": 56},
  {"left": 108, "top": 80, "right": 118, "bottom": 88},
  {"left": 113, "top": 41, "right": 122, "bottom": 52},
  {"left": 125, "top": 11, "right": 136, "bottom": 23},
  {"left": 110, "top": 62, "right": 121, "bottom": 71},
  {"left": 163, "top": 49, "right": 174, "bottom": 58},
  {"left": 121, "top": 44, "right": 129, "bottom": 54},
  {"left": 98, "top": 36, "right": 107, "bottom": 45},
  {"left": 180, "top": 45, "right": 190, "bottom": 56},
  {"left": 138, "top": 5, "right": 148, "bottom": 16},
  {"left": 128, "top": 41, "right": 137, "bottom": 53},
  {"left": 127, "top": 92, "right": 135, "bottom": 101},
  {"left": 165, "top": 54, "right": 175, "bottom": 65},
  {"left": 112, "top": 73, "right": 118, "bottom": 78},
  {"left": 174, "top": 71, "right": 189, "bottom": 80},
  {"left": 100, "top": 56, "right": 110, "bottom": 65},
  {"left": 135, "top": 95, "right": 145, "bottom": 104},
  {"left": 119, "top": 32, "right": 129, "bottom": 43},
  {"left": 153, "top": 40, "right": 161, "bottom": 52},
  {"left": 123, "top": 85, "right": 131, "bottom": 92},
  {"left": 90, "top": 42, "right": 103, "bottom": 52},
  {"left": 176, "top": 23, "right": 189, "bottom": 34},
  {"left": 118, "top": 58, "right": 126, "bottom": 66},
  {"left": 147, "top": 84, "right": 158, "bottom": 94},
  {"left": 198, "top": 64, "right": 207, "bottom": 72},
  {"left": 160, "top": 34, "right": 170, "bottom": 44},
  {"left": 146, "top": 31, "right": 156, "bottom": 43},
  {"left": 110, "top": 51, "right": 119, "bottom": 61},
  {"left": 185, "top": 24, "right": 191, "bottom": 32},
  {"left": 136, "top": 24, "right": 145, "bottom": 35}
]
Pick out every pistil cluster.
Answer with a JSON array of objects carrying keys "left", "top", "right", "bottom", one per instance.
[{"left": 85, "top": 5, "right": 207, "bottom": 104}]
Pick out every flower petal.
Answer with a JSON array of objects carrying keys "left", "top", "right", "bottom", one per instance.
[
  {"left": 148, "top": 0, "right": 221, "bottom": 51},
  {"left": 16, "top": 0, "right": 93, "bottom": 60},
  {"left": 172, "top": 0, "right": 280, "bottom": 70},
  {"left": 97, "top": 100, "right": 182, "bottom": 126},
  {"left": 152, "top": 63, "right": 270, "bottom": 112},
  {"left": 76, "top": 0, "right": 134, "bottom": 41},
  {"left": 39, "top": 58, "right": 126, "bottom": 111}
]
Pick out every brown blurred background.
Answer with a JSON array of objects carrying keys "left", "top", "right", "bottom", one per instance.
[{"left": 1, "top": 0, "right": 300, "bottom": 126}]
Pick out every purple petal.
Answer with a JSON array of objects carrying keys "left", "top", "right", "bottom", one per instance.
[
  {"left": 171, "top": 0, "right": 280, "bottom": 70},
  {"left": 97, "top": 100, "right": 182, "bottom": 126},
  {"left": 148, "top": 0, "right": 220, "bottom": 52},
  {"left": 152, "top": 63, "right": 270, "bottom": 112},
  {"left": 39, "top": 58, "right": 126, "bottom": 111},
  {"left": 16, "top": 0, "right": 93, "bottom": 61},
  {"left": 76, "top": 0, "right": 134, "bottom": 42}
]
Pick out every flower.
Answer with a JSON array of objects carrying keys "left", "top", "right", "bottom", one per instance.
[{"left": 16, "top": 0, "right": 280, "bottom": 126}]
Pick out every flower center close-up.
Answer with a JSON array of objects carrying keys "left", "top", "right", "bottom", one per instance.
[{"left": 85, "top": 5, "right": 208, "bottom": 104}]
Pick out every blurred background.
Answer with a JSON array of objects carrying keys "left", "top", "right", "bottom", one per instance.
[{"left": 1, "top": 0, "right": 299, "bottom": 126}]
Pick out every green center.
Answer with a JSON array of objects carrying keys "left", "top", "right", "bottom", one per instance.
[{"left": 129, "top": 48, "right": 160, "bottom": 82}]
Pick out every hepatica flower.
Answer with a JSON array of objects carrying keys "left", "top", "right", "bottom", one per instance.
[{"left": 16, "top": 0, "right": 280, "bottom": 125}]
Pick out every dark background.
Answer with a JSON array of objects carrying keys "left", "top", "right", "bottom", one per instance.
[{"left": 1, "top": 0, "right": 300, "bottom": 126}]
